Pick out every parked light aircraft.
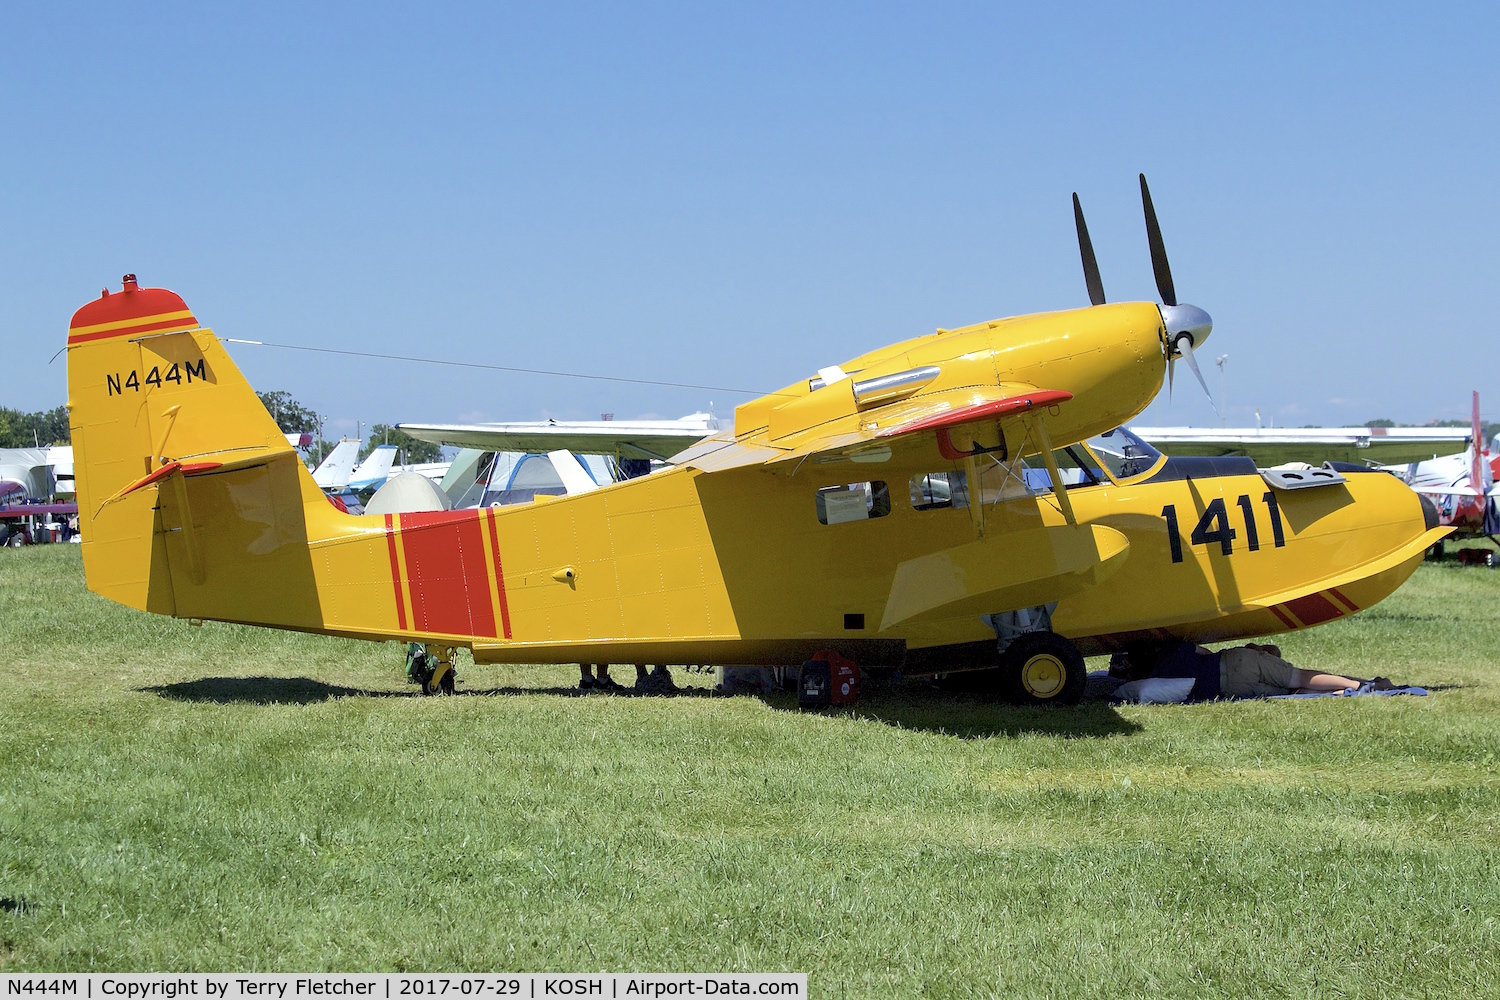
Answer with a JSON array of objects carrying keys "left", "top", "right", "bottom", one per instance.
[
  {"left": 0, "top": 448, "right": 57, "bottom": 502},
  {"left": 1133, "top": 426, "right": 1471, "bottom": 467},
  {"left": 400, "top": 413, "right": 719, "bottom": 464},
  {"left": 310, "top": 438, "right": 360, "bottom": 489},
  {"left": 1376, "top": 392, "right": 1496, "bottom": 541},
  {"left": 0, "top": 446, "right": 79, "bottom": 545},
  {"left": 64, "top": 182, "right": 1447, "bottom": 702}
]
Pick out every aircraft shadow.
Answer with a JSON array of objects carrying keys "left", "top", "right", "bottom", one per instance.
[
  {"left": 142, "top": 675, "right": 409, "bottom": 705},
  {"left": 465, "top": 685, "right": 719, "bottom": 699},
  {"left": 755, "top": 689, "right": 1142, "bottom": 740},
  {"left": 143, "top": 677, "right": 723, "bottom": 704}
]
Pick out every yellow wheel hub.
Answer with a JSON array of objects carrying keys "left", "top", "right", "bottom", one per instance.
[{"left": 1021, "top": 653, "right": 1066, "bottom": 698}]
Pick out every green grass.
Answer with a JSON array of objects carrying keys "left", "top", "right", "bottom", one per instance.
[{"left": 2, "top": 545, "right": 1499, "bottom": 996}]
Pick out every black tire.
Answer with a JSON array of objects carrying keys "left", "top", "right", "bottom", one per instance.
[
  {"left": 1002, "top": 632, "right": 1086, "bottom": 706},
  {"left": 423, "top": 662, "right": 455, "bottom": 696}
]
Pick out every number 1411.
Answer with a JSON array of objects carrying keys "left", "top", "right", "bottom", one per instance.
[{"left": 1160, "top": 493, "right": 1285, "bottom": 563}]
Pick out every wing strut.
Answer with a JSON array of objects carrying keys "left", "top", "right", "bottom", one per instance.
[
  {"left": 1031, "top": 414, "right": 1077, "bottom": 527},
  {"left": 964, "top": 454, "right": 985, "bottom": 537}
]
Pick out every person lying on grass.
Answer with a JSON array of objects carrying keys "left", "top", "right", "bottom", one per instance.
[{"left": 1109, "top": 641, "right": 1395, "bottom": 702}]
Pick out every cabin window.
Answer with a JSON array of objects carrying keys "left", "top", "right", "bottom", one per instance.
[
  {"left": 815, "top": 481, "right": 891, "bottom": 524},
  {"left": 996, "top": 449, "right": 1105, "bottom": 495},
  {"left": 910, "top": 472, "right": 969, "bottom": 510},
  {"left": 1084, "top": 427, "right": 1162, "bottom": 481},
  {"left": 911, "top": 448, "right": 1106, "bottom": 512}
]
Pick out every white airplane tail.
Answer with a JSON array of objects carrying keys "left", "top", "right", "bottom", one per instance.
[
  {"left": 349, "top": 444, "right": 397, "bottom": 487},
  {"left": 312, "top": 439, "right": 360, "bottom": 489}
]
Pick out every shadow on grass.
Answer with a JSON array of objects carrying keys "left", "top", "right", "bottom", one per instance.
[
  {"left": 467, "top": 684, "right": 720, "bottom": 699},
  {"left": 757, "top": 689, "right": 1142, "bottom": 740},
  {"left": 143, "top": 676, "right": 409, "bottom": 705}
]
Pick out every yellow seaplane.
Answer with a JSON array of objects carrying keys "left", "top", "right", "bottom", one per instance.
[{"left": 65, "top": 178, "right": 1447, "bottom": 703}]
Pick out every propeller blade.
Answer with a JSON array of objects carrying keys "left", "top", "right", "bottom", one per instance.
[
  {"left": 1167, "top": 355, "right": 1175, "bottom": 398},
  {"left": 1073, "top": 193, "right": 1106, "bottom": 306},
  {"left": 1178, "top": 336, "right": 1215, "bottom": 408},
  {"left": 1140, "top": 173, "right": 1177, "bottom": 306}
]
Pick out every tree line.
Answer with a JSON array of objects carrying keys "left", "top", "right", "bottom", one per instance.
[
  {"left": 256, "top": 391, "right": 442, "bottom": 464},
  {"left": 0, "top": 406, "right": 70, "bottom": 448},
  {"left": 2, "top": 394, "right": 441, "bottom": 463}
]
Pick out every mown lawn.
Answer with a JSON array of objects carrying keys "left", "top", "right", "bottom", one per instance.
[{"left": 1, "top": 544, "right": 1498, "bottom": 996}]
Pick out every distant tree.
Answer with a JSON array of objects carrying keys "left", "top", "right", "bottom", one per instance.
[
  {"left": 257, "top": 391, "right": 323, "bottom": 435},
  {"left": 0, "top": 405, "right": 70, "bottom": 447},
  {"left": 1364, "top": 418, "right": 1397, "bottom": 428},
  {"left": 363, "top": 423, "right": 443, "bottom": 464}
]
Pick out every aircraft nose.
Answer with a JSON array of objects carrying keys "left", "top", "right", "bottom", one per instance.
[{"left": 1160, "top": 303, "right": 1212, "bottom": 352}]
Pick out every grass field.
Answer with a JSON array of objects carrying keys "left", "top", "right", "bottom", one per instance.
[{"left": 1, "top": 544, "right": 1498, "bottom": 996}]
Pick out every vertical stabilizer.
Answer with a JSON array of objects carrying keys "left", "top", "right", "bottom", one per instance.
[
  {"left": 349, "top": 444, "right": 398, "bottom": 489},
  {"left": 312, "top": 439, "right": 362, "bottom": 488},
  {"left": 1472, "top": 390, "right": 1487, "bottom": 494},
  {"left": 66, "top": 276, "right": 324, "bottom": 622}
]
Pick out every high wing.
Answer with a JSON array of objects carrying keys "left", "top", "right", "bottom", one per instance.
[
  {"left": 1134, "top": 426, "right": 1471, "bottom": 467},
  {"left": 399, "top": 413, "right": 720, "bottom": 461},
  {"left": 671, "top": 384, "right": 1076, "bottom": 474}
]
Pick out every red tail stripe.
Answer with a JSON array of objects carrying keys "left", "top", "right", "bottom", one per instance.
[
  {"left": 484, "top": 510, "right": 513, "bottom": 640},
  {"left": 67, "top": 315, "right": 198, "bottom": 344},
  {"left": 384, "top": 514, "right": 407, "bottom": 631}
]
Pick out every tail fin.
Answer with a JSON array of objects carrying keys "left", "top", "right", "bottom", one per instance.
[
  {"left": 66, "top": 276, "right": 325, "bottom": 623},
  {"left": 1473, "top": 390, "right": 1486, "bottom": 495},
  {"left": 312, "top": 439, "right": 361, "bottom": 488},
  {"left": 349, "top": 444, "right": 398, "bottom": 488}
]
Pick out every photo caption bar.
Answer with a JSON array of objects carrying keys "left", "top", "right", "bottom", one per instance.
[{"left": 0, "top": 975, "right": 805, "bottom": 1000}]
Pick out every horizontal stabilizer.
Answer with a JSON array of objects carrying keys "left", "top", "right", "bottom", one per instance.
[{"left": 104, "top": 443, "right": 299, "bottom": 510}]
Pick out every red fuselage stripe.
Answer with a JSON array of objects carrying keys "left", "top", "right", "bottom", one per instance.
[
  {"left": 1286, "top": 592, "right": 1342, "bottom": 627},
  {"left": 398, "top": 511, "right": 498, "bottom": 638},
  {"left": 1269, "top": 605, "right": 1298, "bottom": 629},
  {"left": 384, "top": 514, "right": 407, "bottom": 631},
  {"left": 484, "top": 510, "right": 513, "bottom": 639},
  {"left": 1326, "top": 587, "right": 1359, "bottom": 613}
]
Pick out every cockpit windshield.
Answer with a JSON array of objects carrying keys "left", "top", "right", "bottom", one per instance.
[{"left": 1084, "top": 427, "right": 1163, "bottom": 482}]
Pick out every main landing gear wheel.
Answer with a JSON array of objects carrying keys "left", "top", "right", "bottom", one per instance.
[
  {"left": 424, "top": 659, "right": 455, "bottom": 696},
  {"left": 1002, "top": 632, "right": 1085, "bottom": 706},
  {"left": 407, "top": 643, "right": 457, "bottom": 696}
]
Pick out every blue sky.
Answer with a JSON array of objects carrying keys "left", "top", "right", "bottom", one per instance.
[{"left": 3, "top": 2, "right": 1496, "bottom": 436}]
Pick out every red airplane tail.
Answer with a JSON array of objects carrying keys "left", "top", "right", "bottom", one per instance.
[{"left": 1472, "top": 390, "right": 1485, "bottom": 497}]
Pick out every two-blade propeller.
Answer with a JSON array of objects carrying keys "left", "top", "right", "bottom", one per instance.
[{"left": 1072, "top": 175, "right": 1215, "bottom": 407}]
